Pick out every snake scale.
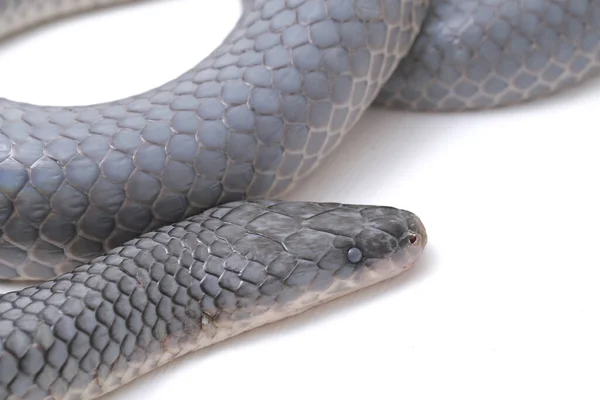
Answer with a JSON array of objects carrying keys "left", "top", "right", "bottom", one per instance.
[{"left": 0, "top": 0, "right": 597, "bottom": 398}]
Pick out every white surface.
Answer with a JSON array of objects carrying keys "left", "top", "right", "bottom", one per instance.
[{"left": 0, "top": 1, "right": 599, "bottom": 399}]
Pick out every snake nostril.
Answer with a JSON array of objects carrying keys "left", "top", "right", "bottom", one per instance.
[{"left": 408, "top": 234, "right": 418, "bottom": 244}]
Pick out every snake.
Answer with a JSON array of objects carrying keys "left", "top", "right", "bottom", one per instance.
[{"left": 0, "top": 0, "right": 597, "bottom": 398}]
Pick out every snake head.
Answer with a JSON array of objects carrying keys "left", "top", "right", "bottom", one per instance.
[
  {"left": 219, "top": 200, "right": 428, "bottom": 314},
  {"left": 293, "top": 203, "right": 427, "bottom": 301}
]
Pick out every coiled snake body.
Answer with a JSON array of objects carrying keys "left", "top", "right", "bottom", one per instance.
[{"left": 0, "top": 0, "right": 597, "bottom": 398}]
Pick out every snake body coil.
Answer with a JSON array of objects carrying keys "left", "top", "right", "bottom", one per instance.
[
  {"left": 0, "top": 0, "right": 427, "bottom": 280},
  {"left": 0, "top": 0, "right": 598, "bottom": 398},
  {"left": 0, "top": 0, "right": 598, "bottom": 280}
]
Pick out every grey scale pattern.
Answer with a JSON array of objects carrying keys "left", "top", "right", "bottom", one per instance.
[
  {"left": 0, "top": 0, "right": 427, "bottom": 280},
  {"left": 376, "top": 0, "right": 600, "bottom": 111},
  {"left": 0, "top": 0, "right": 599, "bottom": 397},
  {"left": 0, "top": 200, "right": 424, "bottom": 399},
  {"left": 0, "top": 0, "right": 599, "bottom": 280}
]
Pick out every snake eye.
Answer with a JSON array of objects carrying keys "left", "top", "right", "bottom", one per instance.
[{"left": 346, "top": 247, "right": 363, "bottom": 264}]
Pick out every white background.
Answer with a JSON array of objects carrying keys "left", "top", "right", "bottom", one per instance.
[{"left": 0, "top": 1, "right": 599, "bottom": 399}]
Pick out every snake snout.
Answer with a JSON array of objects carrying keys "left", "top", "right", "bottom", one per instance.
[
  {"left": 393, "top": 210, "right": 428, "bottom": 267},
  {"left": 404, "top": 210, "right": 428, "bottom": 249}
]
